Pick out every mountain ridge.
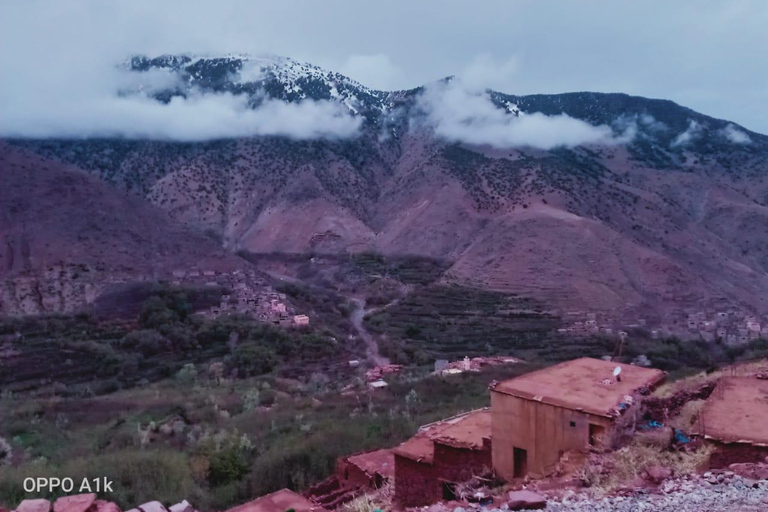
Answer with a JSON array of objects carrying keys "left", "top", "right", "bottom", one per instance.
[{"left": 3, "top": 55, "right": 768, "bottom": 324}]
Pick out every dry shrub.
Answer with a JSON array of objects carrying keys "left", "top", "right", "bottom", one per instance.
[
  {"left": 579, "top": 441, "right": 714, "bottom": 496},
  {"left": 635, "top": 426, "right": 673, "bottom": 450},
  {"left": 668, "top": 399, "right": 705, "bottom": 431},
  {"left": 340, "top": 482, "right": 393, "bottom": 512}
]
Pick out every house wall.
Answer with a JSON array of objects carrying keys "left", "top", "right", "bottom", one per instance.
[
  {"left": 394, "top": 441, "right": 492, "bottom": 507},
  {"left": 394, "top": 454, "right": 438, "bottom": 507},
  {"left": 491, "top": 391, "right": 613, "bottom": 480},
  {"left": 707, "top": 441, "right": 768, "bottom": 468},
  {"left": 335, "top": 459, "right": 371, "bottom": 489}
]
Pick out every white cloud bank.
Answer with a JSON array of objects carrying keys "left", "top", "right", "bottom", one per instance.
[
  {"left": 721, "top": 124, "right": 752, "bottom": 144},
  {"left": 417, "top": 79, "right": 630, "bottom": 151},
  {"left": 0, "top": 65, "right": 361, "bottom": 141},
  {"left": 671, "top": 120, "right": 703, "bottom": 147}
]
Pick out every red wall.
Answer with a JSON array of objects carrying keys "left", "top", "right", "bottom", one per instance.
[
  {"left": 709, "top": 442, "right": 768, "bottom": 468},
  {"left": 394, "top": 441, "right": 492, "bottom": 507}
]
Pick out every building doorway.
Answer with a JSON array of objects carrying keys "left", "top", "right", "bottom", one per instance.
[
  {"left": 513, "top": 447, "right": 528, "bottom": 478},
  {"left": 589, "top": 424, "right": 605, "bottom": 446},
  {"left": 441, "top": 481, "right": 457, "bottom": 501}
]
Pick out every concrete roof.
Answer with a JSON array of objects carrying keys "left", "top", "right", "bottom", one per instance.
[
  {"left": 393, "top": 409, "right": 491, "bottom": 463},
  {"left": 346, "top": 448, "right": 395, "bottom": 479},
  {"left": 694, "top": 377, "right": 768, "bottom": 446},
  {"left": 491, "top": 357, "right": 666, "bottom": 418},
  {"left": 225, "top": 489, "right": 327, "bottom": 512}
]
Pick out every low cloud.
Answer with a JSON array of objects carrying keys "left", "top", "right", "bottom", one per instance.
[
  {"left": 0, "top": 55, "right": 361, "bottom": 141},
  {"left": 671, "top": 119, "right": 703, "bottom": 147},
  {"left": 720, "top": 124, "right": 751, "bottom": 144},
  {"left": 417, "top": 78, "right": 631, "bottom": 150}
]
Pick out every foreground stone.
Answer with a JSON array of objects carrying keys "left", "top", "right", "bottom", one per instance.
[
  {"left": 90, "top": 502, "right": 121, "bottom": 512},
  {"left": 508, "top": 490, "right": 546, "bottom": 510},
  {"left": 53, "top": 494, "right": 96, "bottom": 512},
  {"left": 16, "top": 500, "right": 51, "bottom": 512}
]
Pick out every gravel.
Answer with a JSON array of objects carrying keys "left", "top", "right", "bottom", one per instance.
[{"left": 546, "top": 474, "right": 768, "bottom": 512}]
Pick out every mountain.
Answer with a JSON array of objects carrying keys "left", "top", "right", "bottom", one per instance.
[
  {"left": 0, "top": 142, "right": 257, "bottom": 316},
  {"left": 5, "top": 54, "right": 768, "bottom": 322}
]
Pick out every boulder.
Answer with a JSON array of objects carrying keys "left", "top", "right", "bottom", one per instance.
[
  {"left": 53, "top": 494, "right": 96, "bottom": 512},
  {"left": 644, "top": 465, "right": 673, "bottom": 483},
  {"left": 507, "top": 490, "right": 546, "bottom": 510},
  {"left": 91, "top": 501, "right": 121, "bottom": 512},
  {"left": 137, "top": 504, "right": 167, "bottom": 512},
  {"left": 16, "top": 500, "right": 51, "bottom": 512},
  {"left": 168, "top": 502, "right": 193, "bottom": 512}
]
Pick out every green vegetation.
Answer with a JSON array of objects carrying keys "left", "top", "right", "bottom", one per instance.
[
  {"left": 0, "top": 362, "right": 537, "bottom": 510},
  {"left": 364, "top": 284, "right": 561, "bottom": 363},
  {"left": 0, "top": 285, "right": 348, "bottom": 395}
]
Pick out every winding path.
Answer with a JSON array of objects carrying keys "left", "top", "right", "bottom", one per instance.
[{"left": 349, "top": 297, "right": 390, "bottom": 366}]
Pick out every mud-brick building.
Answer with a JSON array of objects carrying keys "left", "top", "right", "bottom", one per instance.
[
  {"left": 393, "top": 409, "right": 492, "bottom": 507},
  {"left": 694, "top": 376, "right": 768, "bottom": 467},
  {"left": 490, "top": 358, "right": 665, "bottom": 480},
  {"left": 306, "top": 449, "right": 394, "bottom": 509},
  {"left": 225, "top": 489, "right": 328, "bottom": 512}
]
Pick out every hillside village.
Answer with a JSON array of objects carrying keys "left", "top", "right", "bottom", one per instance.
[
  {"left": 558, "top": 307, "right": 767, "bottom": 346},
  {"left": 6, "top": 357, "right": 768, "bottom": 512},
  {"left": 169, "top": 268, "right": 310, "bottom": 328}
]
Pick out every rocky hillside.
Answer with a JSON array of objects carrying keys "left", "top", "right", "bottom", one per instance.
[
  {"left": 0, "top": 143, "right": 257, "bottom": 315},
  {"left": 6, "top": 55, "right": 768, "bottom": 319}
]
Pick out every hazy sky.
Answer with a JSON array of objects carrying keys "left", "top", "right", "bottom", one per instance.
[{"left": 1, "top": 0, "right": 766, "bottom": 133}]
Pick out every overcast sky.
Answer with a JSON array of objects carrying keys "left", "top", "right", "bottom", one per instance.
[{"left": 1, "top": 0, "right": 766, "bottom": 133}]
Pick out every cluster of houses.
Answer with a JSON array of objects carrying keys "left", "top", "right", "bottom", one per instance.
[
  {"left": 682, "top": 310, "right": 765, "bottom": 345},
  {"left": 557, "top": 308, "right": 767, "bottom": 346},
  {"left": 8, "top": 358, "right": 768, "bottom": 512},
  {"left": 170, "top": 268, "right": 310, "bottom": 327},
  {"left": 315, "top": 358, "right": 768, "bottom": 508}
]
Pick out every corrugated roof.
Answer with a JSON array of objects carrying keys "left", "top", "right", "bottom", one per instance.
[
  {"left": 491, "top": 357, "right": 665, "bottom": 417},
  {"left": 694, "top": 376, "right": 768, "bottom": 446}
]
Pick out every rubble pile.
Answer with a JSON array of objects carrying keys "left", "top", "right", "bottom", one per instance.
[
  {"left": 547, "top": 463, "right": 768, "bottom": 512},
  {"left": 7, "top": 495, "right": 196, "bottom": 512}
]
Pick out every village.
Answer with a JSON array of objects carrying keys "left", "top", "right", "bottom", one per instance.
[
  {"left": 557, "top": 307, "right": 767, "bottom": 346},
  {"left": 8, "top": 357, "right": 768, "bottom": 512},
  {"left": 169, "top": 268, "right": 310, "bottom": 328}
]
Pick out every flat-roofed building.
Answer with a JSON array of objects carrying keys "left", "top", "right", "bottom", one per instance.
[
  {"left": 490, "top": 357, "right": 665, "bottom": 480},
  {"left": 693, "top": 376, "right": 768, "bottom": 468},
  {"left": 393, "top": 409, "right": 492, "bottom": 507}
]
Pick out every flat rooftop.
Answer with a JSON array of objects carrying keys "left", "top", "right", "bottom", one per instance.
[
  {"left": 346, "top": 448, "right": 395, "bottom": 479},
  {"left": 491, "top": 357, "right": 666, "bottom": 418},
  {"left": 225, "top": 489, "right": 327, "bottom": 512},
  {"left": 694, "top": 377, "right": 768, "bottom": 446},
  {"left": 393, "top": 409, "right": 491, "bottom": 463}
]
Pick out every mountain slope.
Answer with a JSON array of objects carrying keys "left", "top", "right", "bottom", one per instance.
[
  {"left": 0, "top": 143, "right": 254, "bottom": 315},
  {"left": 5, "top": 55, "right": 768, "bottom": 321}
]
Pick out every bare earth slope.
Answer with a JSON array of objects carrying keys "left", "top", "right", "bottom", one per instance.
[{"left": 0, "top": 143, "right": 252, "bottom": 315}]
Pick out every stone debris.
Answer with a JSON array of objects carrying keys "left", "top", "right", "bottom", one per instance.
[
  {"left": 136, "top": 503, "right": 167, "bottom": 512},
  {"left": 507, "top": 490, "right": 546, "bottom": 510},
  {"left": 53, "top": 494, "right": 96, "bottom": 512},
  {"left": 168, "top": 502, "right": 193, "bottom": 512},
  {"left": 547, "top": 467, "right": 768, "bottom": 512},
  {"left": 16, "top": 500, "right": 51, "bottom": 512},
  {"left": 89, "top": 502, "right": 120, "bottom": 512}
]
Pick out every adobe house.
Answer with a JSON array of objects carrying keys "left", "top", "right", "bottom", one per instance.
[
  {"left": 693, "top": 376, "right": 768, "bottom": 467},
  {"left": 490, "top": 358, "right": 665, "bottom": 480},
  {"left": 337, "top": 448, "right": 394, "bottom": 489},
  {"left": 305, "top": 449, "right": 394, "bottom": 509},
  {"left": 393, "top": 409, "right": 492, "bottom": 507},
  {"left": 225, "top": 489, "right": 328, "bottom": 512}
]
